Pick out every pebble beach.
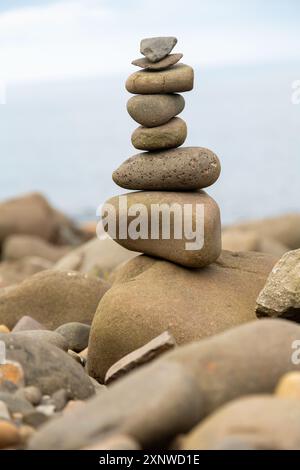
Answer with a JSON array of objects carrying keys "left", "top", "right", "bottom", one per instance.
[{"left": 1, "top": 35, "right": 300, "bottom": 453}]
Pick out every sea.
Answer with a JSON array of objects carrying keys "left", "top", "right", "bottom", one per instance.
[{"left": 1, "top": 62, "right": 299, "bottom": 225}]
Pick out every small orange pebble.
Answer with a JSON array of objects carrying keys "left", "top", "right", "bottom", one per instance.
[
  {"left": 0, "top": 419, "right": 21, "bottom": 449},
  {"left": 0, "top": 360, "right": 25, "bottom": 387},
  {"left": 0, "top": 325, "right": 10, "bottom": 334}
]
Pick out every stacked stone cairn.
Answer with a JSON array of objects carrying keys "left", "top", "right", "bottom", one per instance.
[{"left": 107, "top": 36, "right": 222, "bottom": 268}]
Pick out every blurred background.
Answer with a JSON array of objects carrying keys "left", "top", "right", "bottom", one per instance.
[{"left": 0, "top": 0, "right": 299, "bottom": 224}]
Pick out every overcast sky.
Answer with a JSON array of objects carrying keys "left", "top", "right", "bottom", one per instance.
[{"left": 1, "top": 0, "right": 300, "bottom": 81}]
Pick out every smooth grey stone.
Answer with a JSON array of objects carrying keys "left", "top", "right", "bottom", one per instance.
[
  {"left": 56, "top": 322, "right": 90, "bottom": 353},
  {"left": 140, "top": 37, "right": 177, "bottom": 62}
]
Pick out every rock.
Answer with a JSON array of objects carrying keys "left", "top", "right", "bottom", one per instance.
[
  {"left": 19, "top": 425, "right": 35, "bottom": 444},
  {"left": 52, "top": 389, "right": 69, "bottom": 411},
  {"left": 103, "top": 191, "right": 221, "bottom": 268},
  {"left": 209, "top": 436, "right": 259, "bottom": 450},
  {"left": 0, "top": 381, "right": 18, "bottom": 393},
  {"left": 89, "top": 377, "right": 106, "bottom": 394},
  {"left": 63, "top": 400, "right": 85, "bottom": 414},
  {"left": 0, "top": 325, "right": 9, "bottom": 334},
  {"left": 29, "top": 320, "right": 300, "bottom": 450},
  {"left": 54, "top": 236, "right": 138, "bottom": 279},
  {"left": 0, "top": 257, "right": 53, "bottom": 288},
  {"left": 131, "top": 118, "right": 187, "bottom": 151},
  {"left": 0, "top": 360, "right": 24, "bottom": 387},
  {"left": 36, "top": 404, "right": 56, "bottom": 417},
  {"left": 140, "top": 37, "right": 177, "bottom": 62},
  {"left": 113, "top": 147, "right": 221, "bottom": 191},
  {"left": 55, "top": 323, "right": 90, "bottom": 353},
  {"left": 68, "top": 350, "right": 85, "bottom": 366},
  {"left": 23, "top": 411, "right": 49, "bottom": 428},
  {"left": 0, "top": 270, "right": 110, "bottom": 330},
  {"left": 0, "top": 392, "right": 34, "bottom": 415},
  {"left": 0, "top": 192, "right": 82, "bottom": 245},
  {"left": 15, "top": 386, "right": 42, "bottom": 406},
  {"left": 13, "top": 331, "right": 69, "bottom": 351},
  {"left": 275, "top": 372, "right": 300, "bottom": 399},
  {"left": 0, "top": 401, "right": 10, "bottom": 420},
  {"left": 227, "top": 213, "right": 300, "bottom": 250},
  {"left": 256, "top": 249, "right": 300, "bottom": 319},
  {"left": 222, "top": 229, "right": 288, "bottom": 256},
  {"left": 126, "top": 64, "right": 194, "bottom": 94},
  {"left": 0, "top": 420, "right": 21, "bottom": 449},
  {"left": 132, "top": 53, "right": 183, "bottom": 70},
  {"left": 0, "top": 334, "right": 95, "bottom": 399},
  {"left": 105, "top": 331, "right": 176, "bottom": 384},
  {"left": 88, "top": 251, "right": 275, "bottom": 382},
  {"left": 127, "top": 94, "right": 185, "bottom": 128},
  {"left": 79, "top": 347, "right": 88, "bottom": 361},
  {"left": 83, "top": 434, "right": 141, "bottom": 450},
  {"left": 180, "top": 395, "right": 300, "bottom": 450},
  {"left": 2, "top": 235, "right": 70, "bottom": 262},
  {"left": 12, "top": 316, "right": 46, "bottom": 332}
]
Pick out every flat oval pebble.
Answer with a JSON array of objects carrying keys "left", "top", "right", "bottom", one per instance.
[
  {"left": 127, "top": 94, "right": 185, "bottom": 128},
  {"left": 113, "top": 147, "right": 221, "bottom": 191},
  {"left": 102, "top": 190, "right": 221, "bottom": 269},
  {"left": 126, "top": 64, "right": 194, "bottom": 94},
  {"left": 131, "top": 53, "right": 183, "bottom": 71},
  {"left": 131, "top": 117, "right": 187, "bottom": 151}
]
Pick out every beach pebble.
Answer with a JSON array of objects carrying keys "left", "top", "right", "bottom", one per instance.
[
  {"left": 52, "top": 389, "right": 69, "bottom": 412},
  {"left": 0, "top": 419, "right": 21, "bottom": 449},
  {"left": 12, "top": 315, "right": 46, "bottom": 332},
  {"left": 0, "top": 360, "right": 24, "bottom": 387},
  {"left": 222, "top": 229, "right": 288, "bottom": 257},
  {"left": 103, "top": 191, "right": 221, "bottom": 268},
  {"left": 113, "top": 147, "right": 221, "bottom": 191},
  {"left": 0, "top": 334, "right": 95, "bottom": 399},
  {"left": 140, "top": 36, "right": 177, "bottom": 62},
  {"left": 180, "top": 396, "right": 300, "bottom": 450},
  {"left": 0, "top": 270, "right": 110, "bottom": 330},
  {"left": 126, "top": 64, "right": 194, "bottom": 94},
  {"left": 256, "top": 249, "right": 300, "bottom": 319},
  {"left": 132, "top": 53, "right": 183, "bottom": 70},
  {"left": 127, "top": 94, "right": 185, "bottom": 128},
  {"left": 2, "top": 235, "right": 70, "bottom": 263},
  {"left": 14, "top": 386, "right": 42, "bottom": 406},
  {"left": 275, "top": 372, "right": 300, "bottom": 399},
  {"left": 0, "top": 257, "right": 52, "bottom": 288},
  {"left": 228, "top": 213, "right": 300, "bottom": 250},
  {"left": 68, "top": 350, "right": 85, "bottom": 366},
  {"left": 54, "top": 236, "right": 138, "bottom": 279},
  {"left": 0, "top": 192, "right": 82, "bottom": 245},
  {"left": 0, "top": 400, "right": 10, "bottom": 420},
  {"left": 29, "top": 320, "right": 300, "bottom": 450},
  {"left": 63, "top": 400, "right": 85, "bottom": 414},
  {"left": 0, "top": 391, "right": 34, "bottom": 415},
  {"left": 131, "top": 117, "right": 187, "bottom": 151},
  {"left": 88, "top": 252, "right": 275, "bottom": 382},
  {"left": 23, "top": 411, "right": 50, "bottom": 428},
  {"left": 13, "top": 330, "right": 68, "bottom": 351},
  {"left": 19, "top": 425, "right": 35, "bottom": 444},
  {"left": 105, "top": 331, "right": 176, "bottom": 384},
  {"left": 56, "top": 322, "right": 90, "bottom": 352},
  {"left": 83, "top": 434, "right": 141, "bottom": 450},
  {"left": 36, "top": 404, "right": 56, "bottom": 417},
  {"left": 0, "top": 325, "right": 9, "bottom": 334}
]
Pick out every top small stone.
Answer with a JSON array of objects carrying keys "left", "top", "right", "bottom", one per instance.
[{"left": 140, "top": 36, "right": 177, "bottom": 63}]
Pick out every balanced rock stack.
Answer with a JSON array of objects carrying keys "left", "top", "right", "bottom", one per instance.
[{"left": 108, "top": 36, "right": 222, "bottom": 268}]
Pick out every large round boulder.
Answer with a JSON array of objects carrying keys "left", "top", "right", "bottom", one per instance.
[{"left": 88, "top": 251, "right": 276, "bottom": 382}]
